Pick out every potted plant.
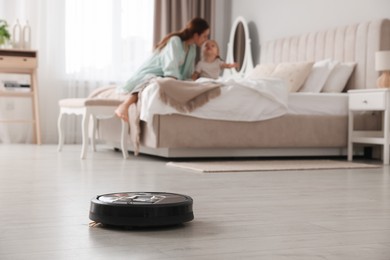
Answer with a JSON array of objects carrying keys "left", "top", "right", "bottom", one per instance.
[{"left": 0, "top": 19, "right": 11, "bottom": 46}]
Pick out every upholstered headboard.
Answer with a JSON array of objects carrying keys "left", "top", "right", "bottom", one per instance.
[{"left": 260, "top": 19, "right": 390, "bottom": 90}]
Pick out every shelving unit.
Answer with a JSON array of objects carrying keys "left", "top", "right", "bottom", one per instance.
[
  {"left": 0, "top": 49, "right": 41, "bottom": 144},
  {"left": 348, "top": 88, "right": 390, "bottom": 164}
]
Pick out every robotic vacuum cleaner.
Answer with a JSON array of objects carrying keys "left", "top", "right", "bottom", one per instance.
[{"left": 89, "top": 192, "right": 194, "bottom": 227}]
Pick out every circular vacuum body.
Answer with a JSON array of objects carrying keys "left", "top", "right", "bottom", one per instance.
[{"left": 89, "top": 192, "right": 194, "bottom": 227}]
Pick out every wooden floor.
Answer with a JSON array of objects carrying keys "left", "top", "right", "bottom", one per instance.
[{"left": 0, "top": 144, "right": 389, "bottom": 260}]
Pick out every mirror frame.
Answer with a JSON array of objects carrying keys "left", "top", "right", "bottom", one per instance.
[{"left": 223, "top": 16, "right": 254, "bottom": 78}]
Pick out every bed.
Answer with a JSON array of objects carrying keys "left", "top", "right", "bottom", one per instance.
[{"left": 95, "top": 18, "right": 390, "bottom": 158}]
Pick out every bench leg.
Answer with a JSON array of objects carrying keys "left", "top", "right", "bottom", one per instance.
[
  {"left": 57, "top": 111, "right": 64, "bottom": 152},
  {"left": 91, "top": 115, "right": 97, "bottom": 152},
  {"left": 121, "top": 120, "right": 129, "bottom": 159},
  {"left": 81, "top": 111, "right": 90, "bottom": 159}
]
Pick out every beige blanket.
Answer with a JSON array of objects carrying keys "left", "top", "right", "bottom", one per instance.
[{"left": 157, "top": 78, "right": 221, "bottom": 113}]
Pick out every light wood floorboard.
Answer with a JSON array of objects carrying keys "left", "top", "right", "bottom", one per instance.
[{"left": 0, "top": 144, "right": 389, "bottom": 259}]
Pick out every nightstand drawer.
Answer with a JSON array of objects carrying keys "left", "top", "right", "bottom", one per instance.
[
  {"left": 0, "top": 56, "right": 37, "bottom": 70},
  {"left": 349, "top": 92, "right": 386, "bottom": 110}
]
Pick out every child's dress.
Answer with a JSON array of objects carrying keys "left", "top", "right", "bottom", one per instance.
[{"left": 195, "top": 59, "right": 224, "bottom": 79}]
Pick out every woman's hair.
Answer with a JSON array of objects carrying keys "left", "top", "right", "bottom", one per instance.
[{"left": 155, "top": 17, "right": 209, "bottom": 51}]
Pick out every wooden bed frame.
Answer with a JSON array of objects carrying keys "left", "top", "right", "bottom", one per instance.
[{"left": 96, "top": 18, "right": 390, "bottom": 158}]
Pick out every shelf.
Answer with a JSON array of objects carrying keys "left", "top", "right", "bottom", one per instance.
[
  {"left": 350, "top": 137, "right": 387, "bottom": 145},
  {"left": 348, "top": 89, "right": 390, "bottom": 164},
  {"left": 0, "top": 49, "right": 37, "bottom": 57},
  {"left": 351, "top": 130, "right": 383, "bottom": 138},
  {"left": 0, "top": 91, "right": 33, "bottom": 97},
  {"left": 0, "top": 49, "right": 41, "bottom": 144}
]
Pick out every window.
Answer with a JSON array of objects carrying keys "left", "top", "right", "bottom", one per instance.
[{"left": 65, "top": 0, "right": 154, "bottom": 82}]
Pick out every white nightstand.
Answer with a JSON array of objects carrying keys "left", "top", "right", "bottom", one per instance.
[{"left": 348, "top": 88, "right": 390, "bottom": 164}]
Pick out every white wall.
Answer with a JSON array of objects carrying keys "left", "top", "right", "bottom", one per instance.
[
  {"left": 214, "top": 0, "right": 232, "bottom": 61},
  {"left": 227, "top": 0, "right": 390, "bottom": 64}
]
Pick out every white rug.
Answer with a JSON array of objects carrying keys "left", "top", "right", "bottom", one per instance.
[{"left": 166, "top": 160, "right": 380, "bottom": 173}]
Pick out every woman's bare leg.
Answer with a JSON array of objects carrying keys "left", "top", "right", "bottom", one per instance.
[{"left": 115, "top": 93, "right": 138, "bottom": 122}]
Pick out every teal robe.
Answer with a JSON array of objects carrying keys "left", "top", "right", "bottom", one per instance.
[{"left": 118, "top": 36, "right": 196, "bottom": 93}]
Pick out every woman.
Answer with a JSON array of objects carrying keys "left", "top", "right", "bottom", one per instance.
[{"left": 115, "top": 17, "right": 210, "bottom": 122}]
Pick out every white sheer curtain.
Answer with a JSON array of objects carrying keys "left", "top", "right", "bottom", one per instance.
[
  {"left": 0, "top": 0, "right": 154, "bottom": 144},
  {"left": 65, "top": 0, "right": 154, "bottom": 90}
]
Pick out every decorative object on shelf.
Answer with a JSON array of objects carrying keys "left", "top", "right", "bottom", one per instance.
[
  {"left": 375, "top": 50, "right": 390, "bottom": 88},
  {"left": 12, "top": 19, "right": 22, "bottom": 49},
  {"left": 22, "top": 21, "right": 31, "bottom": 49},
  {"left": 0, "top": 19, "right": 11, "bottom": 47}
]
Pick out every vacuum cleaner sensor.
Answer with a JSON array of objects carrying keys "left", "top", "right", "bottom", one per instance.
[{"left": 89, "top": 192, "right": 194, "bottom": 227}]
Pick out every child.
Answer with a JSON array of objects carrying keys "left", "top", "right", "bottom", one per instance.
[{"left": 192, "top": 40, "right": 238, "bottom": 80}]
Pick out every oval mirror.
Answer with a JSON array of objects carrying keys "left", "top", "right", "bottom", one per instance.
[
  {"left": 223, "top": 16, "right": 253, "bottom": 78},
  {"left": 233, "top": 22, "right": 245, "bottom": 72}
]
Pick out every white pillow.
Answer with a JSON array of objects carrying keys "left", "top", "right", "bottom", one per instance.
[
  {"left": 300, "top": 59, "right": 339, "bottom": 93},
  {"left": 271, "top": 61, "right": 314, "bottom": 92},
  {"left": 246, "top": 63, "right": 277, "bottom": 79},
  {"left": 322, "top": 62, "right": 356, "bottom": 93}
]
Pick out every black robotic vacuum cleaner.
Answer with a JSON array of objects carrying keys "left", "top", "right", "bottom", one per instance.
[{"left": 89, "top": 192, "right": 194, "bottom": 227}]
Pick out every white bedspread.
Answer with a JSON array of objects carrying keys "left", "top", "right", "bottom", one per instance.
[
  {"left": 288, "top": 92, "right": 348, "bottom": 116},
  {"left": 140, "top": 77, "right": 289, "bottom": 123}
]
